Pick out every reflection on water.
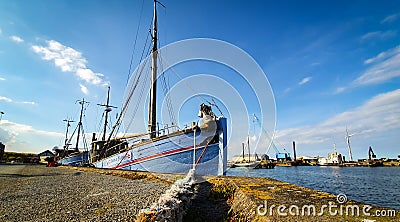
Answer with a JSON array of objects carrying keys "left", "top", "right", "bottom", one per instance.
[{"left": 227, "top": 166, "right": 400, "bottom": 210}]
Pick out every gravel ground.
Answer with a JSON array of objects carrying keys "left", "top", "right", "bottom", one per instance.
[{"left": 0, "top": 164, "right": 169, "bottom": 222}]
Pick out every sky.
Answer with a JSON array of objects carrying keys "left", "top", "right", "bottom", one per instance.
[{"left": 0, "top": 0, "right": 399, "bottom": 160}]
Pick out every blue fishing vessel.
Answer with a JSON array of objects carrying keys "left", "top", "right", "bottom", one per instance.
[
  {"left": 55, "top": 99, "right": 90, "bottom": 166},
  {"left": 88, "top": 0, "right": 227, "bottom": 175}
]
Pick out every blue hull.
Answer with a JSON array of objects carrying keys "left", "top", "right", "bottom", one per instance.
[
  {"left": 58, "top": 152, "right": 89, "bottom": 166},
  {"left": 93, "top": 117, "right": 227, "bottom": 175}
]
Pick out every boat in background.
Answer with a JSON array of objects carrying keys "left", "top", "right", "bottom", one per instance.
[
  {"left": 231, "top": 136, "right": 262, "bottom": 168},
  {"left": 55, "top": 99, "right": 90, "bottom": 166},
  {"left": 317, "top": 144, "right": 343, "bottom": 166}
]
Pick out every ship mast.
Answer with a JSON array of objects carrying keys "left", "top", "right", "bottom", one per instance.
[
  {"left": 75, "top": 99, "right": 88, "bottom": 152},
  {"left": 63, "top": 119, "right": 74, "bottom": 150},
  {"left": 97, "top": 86, "right": 117, "bottom": 141},
  {"left": 148, "top": 0, "right": 158, "bottom": 139}
]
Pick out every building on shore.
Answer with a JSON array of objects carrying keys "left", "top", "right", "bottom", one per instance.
[{"left": 38, "top": 150, "right": 54, "bottom": 164}]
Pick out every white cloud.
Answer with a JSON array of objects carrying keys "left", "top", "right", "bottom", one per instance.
[
  {"left": 0, "top": 96, "right": 13, "bottom": 103},
  {"left": 276, "top": 89, "right": 400, "bottom": 147},
  {"left": 0, "top": 120, "right": 63, "bottom": 153},
  {"left": 381, "top": 13, "right": 400, "bottom": 24},
  {"left": 361, "top": 31, "right": 397, "bottom": 40},
  {"left": 334, "top": 87, "right": 346, "bottom": 94},
  {"left": 353, "top": 45, "right": 400, "bottom": 86},
  {"left": 0, "top": 95, "right": 37, "bottom": 105},
  {"left": 298, "top": 77, "right": 312, "bottom": 85},
  {"left": 10, "top": 35, "right": 24, "bottom": 43},
  {"left": 310, "top": 62, "right": 320, "bottom": 66},
  {"left": 0, "top": 77, "right": 5, "bottom": 81},
  {"left": 20, "top": 101, "right": 37, "bottom": 105},
  {"left": 79, "top": 84, "right": 89, "bottom": 95},
  {"left": 283, "top": 87, "right": 291, "bottom": 94},
  {"left": 32, "top": 40, "right": 105, "bottom": 85},
  {"left": 0, "top": 28, "right": 2, "bottom": 35}
]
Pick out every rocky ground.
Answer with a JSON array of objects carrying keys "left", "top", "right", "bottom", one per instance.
[{"left": 0, "top": 164, "right": 169, "bottom": 222}]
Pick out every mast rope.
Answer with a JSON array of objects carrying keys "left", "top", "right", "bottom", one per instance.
[
  {"left": 126, "top": 0, "right": 145, "bottom": 84},
  {"left": 195, "top": 137, "right": 213, "bottom": 167},
  {"left": 158, "top": 55, "right": 176, "bottom": 125},
  {"left": 159, "top": 56, "right": 225, "bottom": 117},
  {"left": 108, "top": 31, "right": 151, "bottom": 141}
]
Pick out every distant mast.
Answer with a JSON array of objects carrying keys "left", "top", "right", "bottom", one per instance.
[
  {"left": 75, "top": 99, "right": 88, "bottom": 152},
  {"left": 97, "top": 86, "right": 117, "bottom": 141},
  {"left": 148, "top": 0, "right": 158, "bottom": 139},
  {"left": 63, "top": 119, "right": 74, "bottom": 150}
]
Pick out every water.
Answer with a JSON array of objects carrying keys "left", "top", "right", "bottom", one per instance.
[{"left": 227, "top": 166, "right": 400, "bottom": 210}]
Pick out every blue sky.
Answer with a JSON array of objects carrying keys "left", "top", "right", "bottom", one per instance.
[{"left": 0, "top": 0, "right": 399, "bottom": 160}]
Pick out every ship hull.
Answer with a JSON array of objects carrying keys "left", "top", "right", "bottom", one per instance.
[
  {"left": 232, "top": 161, "right": 261, "bottom": 168},
  {"left": 58, "top": 152, "right": 89, "bottom": 166},
  {"left": 92, "top": 117, "right": 227, "bottom": 176}
]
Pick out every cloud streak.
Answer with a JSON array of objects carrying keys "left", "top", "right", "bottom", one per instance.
[
  {"left": 0, "top": 95, "right": 36, "bottom": 105},
  {"left": 79, "top": 84, "right": 89, "bottom": 95},
  {"left": 361, "top": 30, "right": 397, "bottom": 41},
  {"left": 334, "top": 45, "right": 400, "bottom": 93},
  {"left": 298, "top": 77, "right": 312, "bottom": 85},
  {"left": 10, "top": 35, "right": 24, "bottom": 43},
  {"left": 0, "top": 96, "right": 13, "bottom": 103},
  {"left": 353, "top": 45, "right": 400, "bottom": 86},
  {"left": 381, "top": 13, "right": 400, "bottom": 24},
  {"left": 32, "top": 40, "right": 106, "bottom": 86}
]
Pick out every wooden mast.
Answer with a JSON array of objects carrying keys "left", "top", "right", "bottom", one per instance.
[
  {"left": 97, "top": 86, "right": 117, "bottom": 141},
  {"left": 75, "top": 99, "right": 88, "bottom": 152},
  {"left": 63, "top": 119, "right": 74, "bottom": 150},
  {"left": 148, "top": 0, "right": 158, "bottom": 139}
]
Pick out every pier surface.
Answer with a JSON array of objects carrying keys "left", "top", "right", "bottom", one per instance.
[
  {"left": 0, "top": 164, "right": 169, "bottom": 221},
  {"left": 0, "top": 164, "right": 398, "bottom": 221}
]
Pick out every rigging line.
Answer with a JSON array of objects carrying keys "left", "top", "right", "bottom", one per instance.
[
  {"left": 157, "top": 56, "right": 208, "bottom": 105},
  {"left": 126, "top": 0, "right": 145, "bottom": 84},
  {"left": 119, "top": 29, "right": 150, "bottom": 121},
  {"left": 115, "top": 36, "right": 152, "bottom": 137},
  {"left": 207, "top": 98, "right": 224, "bottom": 117},
  {"left": 110, "top": 15, "right": 151, "bottom": 139},
  {"left": 81, "top": 127, "right": 88, "bottom": 152},
  {"left": 96, "top": 112, "right": 105, "bottom": 135},
  {"left": 195, "top": 137, "right": 213, "bottom": 167},
  {"left": 114, "top": 26, "right": 150, "bottom": 137},
  {"left": 66, "top": 124, "right": 79, "bottom": 150},
  {"left": 157, "top": 55, "right": 174, "bottom": 123},
  {"left": 124, "top": 60, "right": 150, "bottom": 132},
  {"left": 111, "top": 57, "right": 150, "bottom": 140}
]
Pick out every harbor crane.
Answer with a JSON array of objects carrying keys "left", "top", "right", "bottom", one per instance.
[
  {"left": 252, "top": 114, "right": 291, "bottom": 161},
  {"left": 368, "top": 146, "right": 376, "bottom": 160}
]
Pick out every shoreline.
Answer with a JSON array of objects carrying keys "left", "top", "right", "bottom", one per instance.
[{"left": 0, "top": 164, "right": 398, "bottom": 221}]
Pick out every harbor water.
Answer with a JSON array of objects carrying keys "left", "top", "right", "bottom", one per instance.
[{"left": 227, "top": 166, "right": 400, "bottom": 210}]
